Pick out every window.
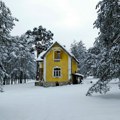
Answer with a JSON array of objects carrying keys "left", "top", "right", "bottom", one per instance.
[
  {"left": 53, "top": 67, "right": 61, "bottom": 77},
  {"left": 54, "top": 51, "right": 61, "bottom": 61}
]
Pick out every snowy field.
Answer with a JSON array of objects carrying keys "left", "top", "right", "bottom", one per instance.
[{"left": 0, "top": 77, "right": 120, "bottom": 120}]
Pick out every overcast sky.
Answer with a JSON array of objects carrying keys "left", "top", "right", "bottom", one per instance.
[{"left": 3, "top": 0, "right": 99, "bottom": 49}]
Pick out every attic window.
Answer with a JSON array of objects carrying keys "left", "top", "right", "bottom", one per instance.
[{"left": 54, "top": 51, "right": 61, "bottom": 61}]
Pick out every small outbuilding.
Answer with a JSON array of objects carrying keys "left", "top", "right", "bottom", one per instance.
[{"left": 72, "top": 73, "right": 84, "bottom": 84}]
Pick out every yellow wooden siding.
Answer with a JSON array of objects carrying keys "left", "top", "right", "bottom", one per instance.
[
  {"left": 72, "top": 58, "right": 78, "bottom": 74},
  {"left": 46, "top": 44, "right": 69, "bottom": 82}
]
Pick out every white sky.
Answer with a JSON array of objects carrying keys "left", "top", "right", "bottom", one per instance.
[{"left": 3, "top": 0, "right": 99, "bottom": 49}]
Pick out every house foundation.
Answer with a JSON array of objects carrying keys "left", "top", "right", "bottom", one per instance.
[{"left": 35, "top": 80, "right": 71, "bottom": 87}]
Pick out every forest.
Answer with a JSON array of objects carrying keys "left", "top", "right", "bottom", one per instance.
[{"left": 0, "top": 0, "right": 120, "bottom": 95}]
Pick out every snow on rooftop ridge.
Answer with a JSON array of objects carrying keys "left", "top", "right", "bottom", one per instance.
[
  {"left": 61, "top": 42, "right": 79, "bottom": 63},
  {"left": 36, "top": 41, "right": 63, "bottom": 61},
  {"left": 36, "top": 41, "right": 79, "bottom": 63},
  {"left": 55, "top": 41, "right": 79, "bottom": 62}
]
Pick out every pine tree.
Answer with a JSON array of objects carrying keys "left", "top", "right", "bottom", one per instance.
[
  {"left": 70, "top": 40, "right": 88, "bottom": 76},
  {"left": 26, "top": 26, "right": 54, "bottom": 57},
  {"left": 83, "top": 47, "right": 99, "bottom": 77},
  {"left": 70, "top": 40, "right": 80, "bottom": 60},
  {"left": 26, "top": 26, "right": 54, "bottom": 80},
  {"left": 86, "top": 0, "right": 120, "bottom": 95},
  {"left": 4, "top": 35, "right": 36, "bottom": 84},
  {"left": 0, "top": 1, "right": 17, "bottom": 91}
]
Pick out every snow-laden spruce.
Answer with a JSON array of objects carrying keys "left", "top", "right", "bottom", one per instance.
[
  {"left": 0, "top": 1, "right": 36, "bottom": 89},
  {"left": 25, "top": 26, "right": 54, "bottom": 80},
  {"left": 0, "top": 1, "right": 17, "bottom": 91},
  {"left": 70, "top": 40, "right": 88, "bottom": 76},
  {"left": 86, "top": 0, "right": 120, "bottom": 95},
  {"left": 4, "top": 35, "right": 36, "bottom": 84}
]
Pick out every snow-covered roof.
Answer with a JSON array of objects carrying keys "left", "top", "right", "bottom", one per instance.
[
  {"left": 37, "top": 41, "right": 79, "bottom": 63},
  {"left": 69, "top": 51, "right": 79, "bottom": 63},
  {"left": 36, "top": 51, "right": 46, "bottom": 61},
  {"left": 73, "top": 73, "right": 84, "bottom": 77}
]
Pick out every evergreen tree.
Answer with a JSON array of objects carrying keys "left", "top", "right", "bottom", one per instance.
[
  {"left": 26, "top": 26, "right": 54, "bottom": 57},
  {"left": 0, "top": 1, "right": 17, "bottom": 91},
  {"left": 87, "top": 46, "right": 101, "bottom": 77},
  {"left": 86, "top": 0, "right": 120, "bottom": 96},
  {"left": 26, "top": 26, "right": 54, "bottom": 80},
  {"left": 70, "top": 40, "right": 88, "bottom": 76},
  {"left": 4, "top": 35, "right": 36, "bottom": 84},
  {"left": 70, "top": 41, "right": 80, "bottom": 60}
]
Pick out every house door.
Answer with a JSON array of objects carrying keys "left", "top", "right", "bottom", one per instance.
[{"left": 39, "top": 68, "right": 43, "bottom": 80}]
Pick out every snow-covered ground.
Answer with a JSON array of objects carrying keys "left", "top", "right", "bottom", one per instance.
[{"left": 0, "top": 78, "right": 120, "bottom": 120}]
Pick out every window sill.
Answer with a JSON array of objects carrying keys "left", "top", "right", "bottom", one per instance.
[
  {"left": 54, "top": 59, "right": 61, "bottom": 62},
  {"left": 53, "top": 76, "right": 61, "bottom": 78}
]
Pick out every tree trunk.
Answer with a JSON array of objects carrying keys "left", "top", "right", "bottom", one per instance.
[
  {"left": 11, "top": 79, "right": 13, "bottom": 85},
  {"left": 20, "top": 71, "right": 23, "bottom": 84}
]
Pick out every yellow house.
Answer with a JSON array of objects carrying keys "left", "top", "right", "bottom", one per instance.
[{"left": 36, "top": 41, "right": 83, "bottom": 87}]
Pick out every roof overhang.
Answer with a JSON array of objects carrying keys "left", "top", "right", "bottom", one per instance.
[
  {"left": 41, "top": 41, "right": 79, "bottom": 63},
  {"left": 72, "top": 73, "right": 84, "bottom": 78}
]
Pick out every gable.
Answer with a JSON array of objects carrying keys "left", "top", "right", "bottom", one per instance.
[
  {"left": 37, "top": 41, "right": 79, "bottom": 63},
  {"left": 43, "top": 42, "right": 69, "bottom": 57}
]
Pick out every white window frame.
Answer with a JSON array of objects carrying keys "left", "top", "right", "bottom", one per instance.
[
  {"left": 53, "top": 50, "right": 61, "bottom": 61},
  {"left": 53, "top": 67, "right": 61, "bottom": 78}
]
